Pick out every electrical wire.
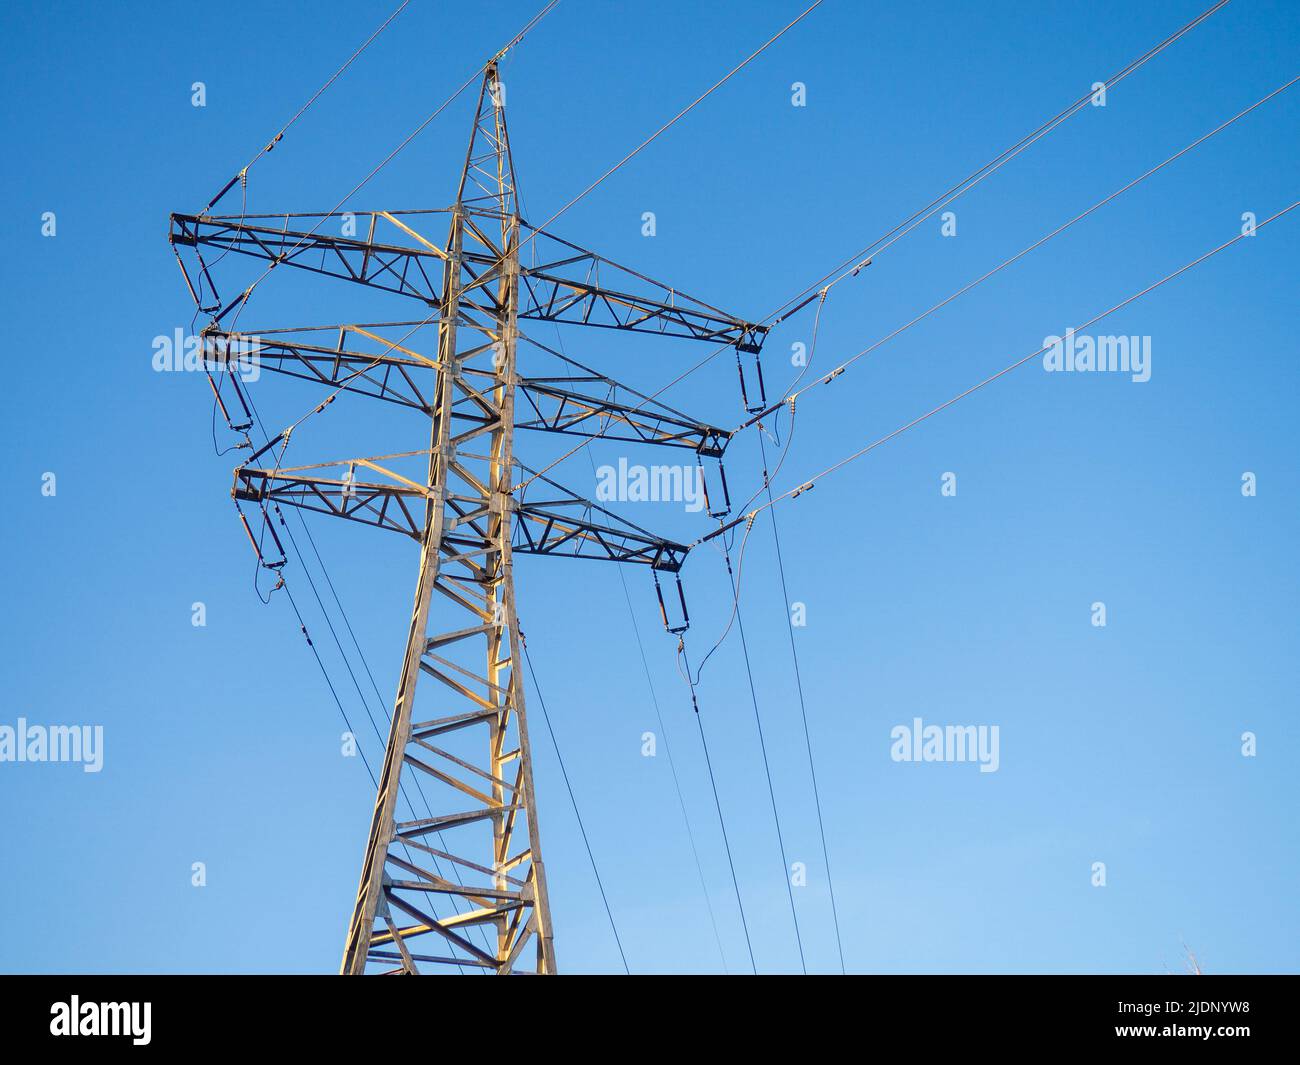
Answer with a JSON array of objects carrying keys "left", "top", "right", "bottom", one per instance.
[
  {"left": 507, "top": 0, "right": 1232, "bottom": 494},
  {"left": 611, "top": 546, "right": 731, "bottom": 973},
  {"left": 240, "top": 392, "right": 496, "bottom": 966},
  {"left": 222, "top": 0, "right": 563, "bottom": 330},
  {"left": 756, "top": 430, "right": 846, "bottom": 973},
  {"left": 764, "top": 0, "right": 1236, "bottom": 322},
  {"left": 710, "top": 199, "right": 1300, "bottom": 533},
  {"left": 739, "top": 70, "right": 1300, "bottom": 430},
  {"left": 521, "top": 636, "right": 630, "bottom": 974},
  {"left": 225, "top": 0, "right": 822, "bottom": 450},
  {"left": 722, "top": 541, "right": 807, "bottom": 973},
  {"left": 523, "top": 1, "right": 823, "bottom": 239},
  {"left": 676, "top": 641, "right": 758, "bottom": 974},
  {"left": 567, "top": 347, "right": 731, "bottom": 971}
]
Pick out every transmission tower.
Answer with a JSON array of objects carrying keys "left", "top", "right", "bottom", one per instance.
[{"left": 169, "top": 58, "right": 767, "bottom": 974}]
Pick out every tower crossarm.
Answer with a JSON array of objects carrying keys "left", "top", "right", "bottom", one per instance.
[
  {"left": 205, "top": 325, "right": 731, "bottom": 454},
  {"left": 169, "top": 210, "right": 452, "bottom": 309},
  {"left": 170, "top": 208, "right": 767, "bottom": 351},
  {"left": 514, "top": 377, "right": 728, "bottom": 455},
  {"left": 207, "top": 324, "right": 439, "bottom": 412},
  {"left": 508, "top": 220, "right": 766, "bottom": 352},
  {"left": 233, "top": 459, "right": 691, "bottom": 571}
]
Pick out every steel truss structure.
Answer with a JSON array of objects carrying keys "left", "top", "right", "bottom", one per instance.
[{"left": 170, "top": 59, "right": 766, "bottom": 974}]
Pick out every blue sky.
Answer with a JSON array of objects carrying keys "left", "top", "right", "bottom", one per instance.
[{"left": 1, "top": 0, "right": 1296, "bottom": 974}]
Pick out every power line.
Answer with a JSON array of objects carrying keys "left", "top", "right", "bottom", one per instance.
[
  {"left": 222, "top": 0, "right": 563, "bottom": 329},
  {"left": 723, "top": 540, "right": 807, "bottom": 973},
  {"left": 509, "top": 0, "right": 1232, "bottom": 493},
  {"left": 525, "top": 0, "right": 824, "bottom": 238},
  {"left": 206, "top": 0, "right": 416, "bottom": 211},
  {"left": 175, "top": 0, "right": 1277, "bottom": 977},
  {"left": 677, "top": 642, "right": 758, "bottom": 973},
  {"left": 281, "top": 580, "right": 378, "bottom": 786},
  {"left": 765, "top": 0, "right": 1236, "bottom": 321},
  {"left": 197, "top": 0, "right": 417, "bottom": 283},
  {"left": 520, "top": 637, "right": 630, "bottom": 974},
  {"left": 230, "top": 0, "right": 823, "bottom": 455},
  {"left": 740, "top": 69, "right": 1300, "bottom": 429},
  {"left": 583, "top": 443, "right": 731, "bottom": 972},
  {"left": 240, "top": 397, "right": 498, "bottom": 964},
  {"left": 756, "top": 430, "right": 846, "bottom": 973},
  {"left": 743, "top": 291, "right": 846, "bottom": 972},
  {"left": 530, "top": 276, "right": 733, "bottom": 973},
  {"left": 718, "top": 199, "right": 1300, "bottom": 530}
]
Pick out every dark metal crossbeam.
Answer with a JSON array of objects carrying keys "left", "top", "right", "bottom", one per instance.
[
  {"left": 203, "top": 326, "right": 731, "bottom": 454},
  {"left": 233, "top": 462, "right": 690, "bottom": 571},
  {"left": 169, "top": 211, "right": 451, "bottom": 307},
  {"left": 171, "top": 208, "right": 768, "bottom": 351}
]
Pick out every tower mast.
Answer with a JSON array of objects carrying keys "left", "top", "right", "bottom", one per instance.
[
  {"left": 340, "top": 61, "right": 555, "bottom": 974},
  {"left": 169, "top": 54, "right": 768, "bottom": 976}
]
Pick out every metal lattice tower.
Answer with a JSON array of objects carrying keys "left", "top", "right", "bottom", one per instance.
[{"left": 169, "top": 59, "right": 766, "bottom": 974}]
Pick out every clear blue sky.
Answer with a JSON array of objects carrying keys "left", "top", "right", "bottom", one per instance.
[{"left": 1, "top": 0, "right": 1296, "bottom": 974}]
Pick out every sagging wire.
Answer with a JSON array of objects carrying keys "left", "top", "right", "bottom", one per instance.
[
  {"left": 779, "top": 287, "right": 827, "bottom": 407},
  {"left": 672, "top": 637, "right": 757, "bottom": 974},
  {"left": 718, "top": 532, "right": 807, "bottom": 974},
  {"left": 519, "top": 625, "right": 630, "bottom": 974},
  {"left": 544, "top": 239, "right": 729, "bottom": 971},
  {"left": 594, "top": 463, "right": 728, "bottom": 971},
  {"left": 756, "top": 427, "right": 847, "bottom": 974},
  {"left": 677, "top": 512, "right": 761, "bottom": 687}
]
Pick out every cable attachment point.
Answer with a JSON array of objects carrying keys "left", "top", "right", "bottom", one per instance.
[
  {"left": 654, "top": 570, "right": 690, "bottom": 635},
  {"left": 791, "top": 481, "right": 815, "bottom": 500}
]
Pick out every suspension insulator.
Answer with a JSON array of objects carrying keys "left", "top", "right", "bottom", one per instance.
[{"left": 653, "top": 570, "right": 690, "bottom": 635}]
